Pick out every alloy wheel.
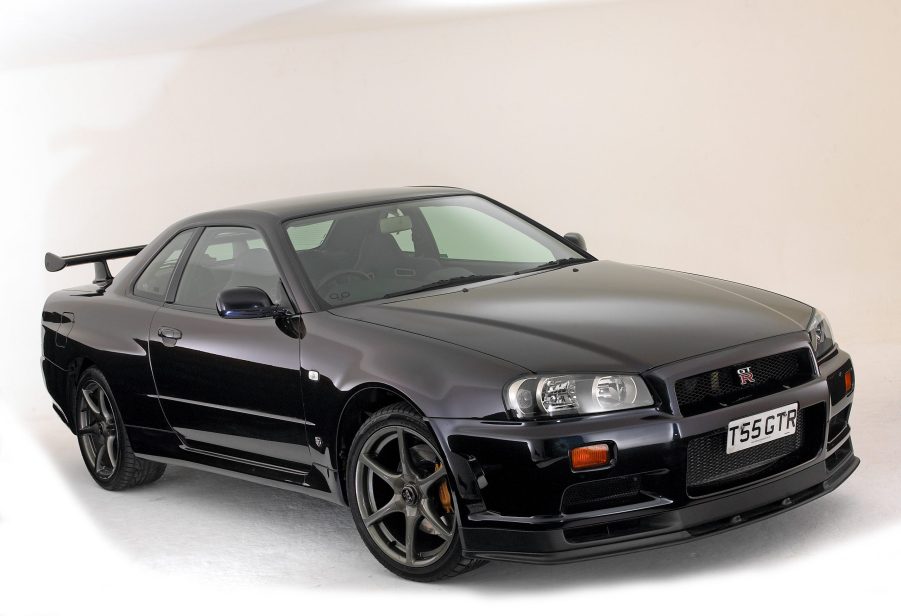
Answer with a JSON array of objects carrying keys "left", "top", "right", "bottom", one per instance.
[
  {"left": 354, "top": 425, "right": 456, "bottom": 567},
  {"left": 76, "top": 381, "right": 119, "bottom": 480}
]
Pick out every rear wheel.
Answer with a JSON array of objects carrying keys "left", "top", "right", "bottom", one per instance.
[
  {"left": 75, "top": 367, "right": 166, "bottom": 490},
  {"left": 347, "top": 404, "right": 486, "bottom": 581}
]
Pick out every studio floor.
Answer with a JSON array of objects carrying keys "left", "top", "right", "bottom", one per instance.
[{"left": 3, "top": 340, "right": 899, "bottom": 613}]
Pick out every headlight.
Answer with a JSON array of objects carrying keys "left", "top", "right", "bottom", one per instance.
[
  {"left": 505, "top": 374, "right": 654, "bottom": 419},
  {"left": 807, "top": 309, "right": 835, "bottom": 361}
]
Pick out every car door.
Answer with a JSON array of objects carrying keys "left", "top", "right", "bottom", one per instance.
[{"left": 148, "top": 226, "right": 310, "bottom": 470}]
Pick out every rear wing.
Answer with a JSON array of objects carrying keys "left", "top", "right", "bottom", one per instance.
[{"left": 44, "top": 245, "right": 146, "bottom": 285}]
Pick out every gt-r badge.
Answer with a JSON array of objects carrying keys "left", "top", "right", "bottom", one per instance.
[{"left": 737, "top": 366, "right": 755, "bottom": 385}]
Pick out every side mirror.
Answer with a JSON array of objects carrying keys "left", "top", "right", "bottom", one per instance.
[
  {"left": 564, "top": 232, "right": 587, "bottom": 251},
  {"left": 216, "top": 287, "right": 282, "bottom": 319}
]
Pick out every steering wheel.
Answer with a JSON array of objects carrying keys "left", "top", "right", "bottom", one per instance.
[{"left": 316, "top": 269, "right": 372, "bottom": 296}]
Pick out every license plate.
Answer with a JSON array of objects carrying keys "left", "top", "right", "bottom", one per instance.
[{"left": 726, "top": 403, "right": 798, "bottom": 454}]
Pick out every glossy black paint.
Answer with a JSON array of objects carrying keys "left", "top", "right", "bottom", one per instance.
[
  {"left": 148, "top": 305, "right": 311, "bottom": 468},
  {"left": 333, "top": 260, "right": 814, "bottom": 373},
  {"left": 41, "top": 186, "right": 858, "bottom": 564},
  {"left": 45, "top": 244, "right": 146, "bottom": 285},
  {"left": 216, "top": 286, "right": 286, "bottom": 319}
]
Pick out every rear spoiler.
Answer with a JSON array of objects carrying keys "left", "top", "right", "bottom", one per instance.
[{"left": 44, "top": 245, "right": 146, "bottom": 285}]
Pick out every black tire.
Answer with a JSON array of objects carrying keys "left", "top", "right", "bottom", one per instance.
[
  {"left": 347, "top": 403, "right": 486, "bottom": 582},
  {"left": 74, "top": 367, "right": 166, "bottom": 491}
]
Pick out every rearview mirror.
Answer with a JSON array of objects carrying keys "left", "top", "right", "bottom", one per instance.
[
  {"left": 216, "top": 287, "right": 282, "bottom": 319},
  {"left": 564, "top": 232, "right": 587, "bottom": 251}
]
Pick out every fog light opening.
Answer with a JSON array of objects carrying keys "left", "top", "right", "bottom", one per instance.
[{"left": 570, "top": 443, "right": 611, "bottom": 471}]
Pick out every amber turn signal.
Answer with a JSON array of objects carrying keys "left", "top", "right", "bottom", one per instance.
[
  {"left": 570, "top": 443, "right": 610, "bottom": 470},
  {"left": 844, "top": 369, "right": 854, "bottom": 393}
]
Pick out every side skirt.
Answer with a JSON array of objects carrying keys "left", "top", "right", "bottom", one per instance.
[{"left": 127, "top": 425, "right": 345, "bottom": 506}]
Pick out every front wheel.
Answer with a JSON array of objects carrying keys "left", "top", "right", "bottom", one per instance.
[{"left": 347, "top": 404, "right": 486, "bottom": 581}]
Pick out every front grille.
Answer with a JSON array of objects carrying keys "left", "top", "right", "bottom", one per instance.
[
  {"left": 561, "top": 475, "right": 643, "bottom": 514},
  {"left": 685, "top": 403, "right": 826, "bottom": 496},
  {"left": 675, "top": 348, "right": 815, "bottom": 417}
]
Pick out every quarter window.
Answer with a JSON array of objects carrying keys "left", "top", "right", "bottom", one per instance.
[{"left": 133, "top": 229, "right": 195, "bottom": 301}]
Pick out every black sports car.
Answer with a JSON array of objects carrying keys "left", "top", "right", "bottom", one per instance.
[{"left": 41, "top": 187, "right": 858, "bottom": 581}]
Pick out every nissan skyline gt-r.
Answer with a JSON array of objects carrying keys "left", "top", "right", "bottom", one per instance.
[{"left": 41, "top": 187, "right": 858, "bottom": 581}]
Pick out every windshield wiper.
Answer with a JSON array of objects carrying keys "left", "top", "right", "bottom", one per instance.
[
  {"left": 382, "top": 274, "right": 506, "bottom": 299},
  {"left": 381, "top": 258, "right": 592, "bottom": 299},
  {"left": 514, "top": 257, "right": 592, "bottom": 275}
]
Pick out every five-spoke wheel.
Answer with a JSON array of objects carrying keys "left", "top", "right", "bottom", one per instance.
[
  {"left": 77, "top": 380, "right": 120, "bottom": 479},
  {"left": 348, "top": 403, "right": 486, "bottom": 581},
  {"left": 355, "top": 425, "right": 455, "bottom": 567}
]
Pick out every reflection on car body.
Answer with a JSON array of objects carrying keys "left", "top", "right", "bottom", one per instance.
[{"left": 41, "top": 186, "right": 858, "bottom": 581}]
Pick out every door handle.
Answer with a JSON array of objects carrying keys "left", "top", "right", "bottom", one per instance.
[{"left": 158, "top": 327, "right": 182, "bottom": 347}]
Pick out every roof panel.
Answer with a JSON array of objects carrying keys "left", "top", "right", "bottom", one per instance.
[{"left": 174, "top": 186, "right": 477, "bottom": 227}]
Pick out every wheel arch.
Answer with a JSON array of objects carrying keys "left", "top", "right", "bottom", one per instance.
[
  {"left": 58, "top": 355, "right": 98, "bottom": 430},
  {"left": 334, "top": 383, "right": 423, "bottom": 503}
]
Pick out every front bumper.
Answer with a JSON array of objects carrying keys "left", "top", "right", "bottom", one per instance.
[{"left": 430, "top": 335, "right": 858, "bottom": 564}]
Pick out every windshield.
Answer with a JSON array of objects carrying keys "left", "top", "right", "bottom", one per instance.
[{"left": 284, "top": 195, "right": 588, "bottom": 308}]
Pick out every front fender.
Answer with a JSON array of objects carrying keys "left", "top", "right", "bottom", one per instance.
[{"left": 299, "top": 311, "right": 524, "bottom": 472}]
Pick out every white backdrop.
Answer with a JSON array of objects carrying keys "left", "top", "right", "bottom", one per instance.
[{"left": 1, "top": 0, "right": 900, "bottom": 613}]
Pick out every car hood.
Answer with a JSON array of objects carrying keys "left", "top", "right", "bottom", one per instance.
[{"left": 331, "top": 261, "right": 813, "bottom": 373}]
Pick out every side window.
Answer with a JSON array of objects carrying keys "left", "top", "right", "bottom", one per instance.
[
  {"left": 421, "top": 205, "right": 553, "bottom": 262},
  {"left": 203, "top": 242, "right": 234, "bottom": 261},
  {"left": 133, "top": 229, "right": 194, "bottom": 301},
  {"left": 174, "top": 227, "right": 283, "bottom": 310}
]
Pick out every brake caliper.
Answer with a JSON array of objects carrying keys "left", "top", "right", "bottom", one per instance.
[{"left": 436, "top": 463, "right": 453, "bottom": 514}]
